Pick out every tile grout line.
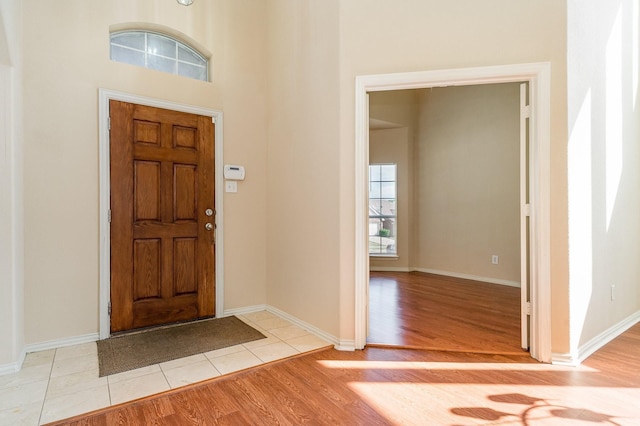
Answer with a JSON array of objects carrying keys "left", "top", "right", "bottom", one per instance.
[
  {"left": 157, "top": 364, "right": 171, "bottom": 392},
  {"left": 106, "top": 370, "right": 112, "bottom": 408},
  {"left": 28, "top": 313, "right": 329, "bottom": 423},
  {"left": 37, "top": 349, "right": 57, "bottom": 426}
]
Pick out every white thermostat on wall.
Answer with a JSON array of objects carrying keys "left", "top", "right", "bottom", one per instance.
[{"left": 223, "top": 165, "right": 245, "bottom": 180}]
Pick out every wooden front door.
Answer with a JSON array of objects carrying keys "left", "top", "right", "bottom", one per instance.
[{"left": 109, "top": 100, "right": 215, "bottom": 333}]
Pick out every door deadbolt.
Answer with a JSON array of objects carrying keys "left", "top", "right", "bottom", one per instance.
[{"left": 205, "top": 208, "right": 214, "bottom": 217}]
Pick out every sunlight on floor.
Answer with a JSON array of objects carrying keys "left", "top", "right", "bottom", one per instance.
[{"left": 348, "top": 382, "right": 639, "bottom": 425}]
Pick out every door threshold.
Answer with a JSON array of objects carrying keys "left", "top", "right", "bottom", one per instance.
[{"left": 109, "top": 315, "right": 218, "bottom": 338}]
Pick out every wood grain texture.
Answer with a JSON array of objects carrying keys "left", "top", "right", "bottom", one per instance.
[
  {"left": 110, "top": 100, "right": 215, "bottom": 332},
  {"left": 368, "top": 271, "right": 524, "bottom": 354},
  {"left": 47, "top": 324, "right": 640, "bottom": 425}
]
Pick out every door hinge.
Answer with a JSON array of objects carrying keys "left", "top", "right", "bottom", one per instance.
[
  {"left": 108, "top": 209, "right": 112, "bottom": 223},
  {"left": 108, "top": 302, "right": 112, "bottom": 316},
  {"left": 526, "top": 302, "right": 531, "bottom": 315},
  {"left": 108, "top": 116, "right": 111, "bottom": 131},
  {"left": 523, "top": 204, "right": 531, "bottom": 217}
]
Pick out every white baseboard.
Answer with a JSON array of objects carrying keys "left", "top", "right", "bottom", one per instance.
[
  {"left": 264, "top": 305, "right": 346, "bottom": 350},
  {"left": 577, "top": 311, "right": 640, "bottom": 364},
  {"left": 223, "top": 304, "right": 268, "bottom": 318},
  {"left": 552, "top": 310, "right": 640, "bottom": 366},
  {"left": 0, "top": 363, "right": 19, "bottom": 376},
  {"left": 369, "top": 266, "right": 412, "bottom": 272},
  {"left": 23, "top": 332, "right": 99, "bottom": 355},
  {"left": 334, "top": 340, "right": 356, "bottom": 351},
  {"left": 410, "top": 268, "right": 521, "bottom": 288},
  {"left": 2, "top": 333, "right": 99, "bottom": 375},
  {"left": 370, "top": 266, "right": 521, "bottom": 287},
  {"left": 0, "top": 350, "right": 26, "bottom": 376},
  {"left": 550, "top": 352, "right": 576, "bottom": 366}
]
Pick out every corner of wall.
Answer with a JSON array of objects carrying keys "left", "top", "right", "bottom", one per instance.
[{"left": 0, "top": 0, "right": 25, "bottom": 371}]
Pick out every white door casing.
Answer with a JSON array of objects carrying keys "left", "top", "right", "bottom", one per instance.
[
  {"left": 354, "top": 63, "right": 551, "bottom": 362},
  {"left": 98, "top": 89, "right": 225, "bottom": 340}
]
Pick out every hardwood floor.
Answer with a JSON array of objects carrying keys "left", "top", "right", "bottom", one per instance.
[
  {"left": 368, "top": 271, "right": 524, "bottom": 354},
  {"left": 44, "top": 272, "right": 640, "bottom": 425},
  {"left": 48, "top": 324, "right": 640, "bottom": 425}
]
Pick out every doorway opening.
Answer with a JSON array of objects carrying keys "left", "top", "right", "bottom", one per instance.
[
  {"left": 367, "top": 82, "right": 525, "bottom": 354},
  {"left": 354, "top": 64, "right": 552, "bottom": 362},
  {"left": 98, "top": 89, "right": 225, "bottom": 339}
]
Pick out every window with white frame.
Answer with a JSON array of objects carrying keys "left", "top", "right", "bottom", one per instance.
[
  {"left": 369, "top": 164, "right": 397, "bottom": 255},
  {"left": 110, "top": 30, "right": 208, "bottom": 82}
]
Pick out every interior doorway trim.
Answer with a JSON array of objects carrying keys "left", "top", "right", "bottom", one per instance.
[
  {"left": 98, "top": 89, "right": 225, "bottom": 339},
  {"left": 354, "top": 63, "right": 552, "bottom": 362}
]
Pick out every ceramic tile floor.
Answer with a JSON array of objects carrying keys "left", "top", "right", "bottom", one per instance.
[{"left": 0, "top": 311, "right": 332, "bottom": 425}]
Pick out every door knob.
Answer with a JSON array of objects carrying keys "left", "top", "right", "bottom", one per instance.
[{"left": 205, "top": 223, "right": 214, "bottom": 231}]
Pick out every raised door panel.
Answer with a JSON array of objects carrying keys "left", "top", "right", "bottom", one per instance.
[
  {"left": 133, "top": 239, "right": 162, "bottom": 301},
  {"left": 174, "top": 164, "right": 197, "bottom": 221},
  {"left": 134, "top": 120, "right": 161, "bottom": 146},
  {"left": 174, "top": 126, "right": 197, "bottom": 150},
  {"left": 174, "top": 238, "right": 197, "bottom": 295},
  {"left": 134, "top": 161, "right": 161, "bottom": 222}
]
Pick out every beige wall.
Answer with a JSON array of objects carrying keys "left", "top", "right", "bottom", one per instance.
[
  {"left": 369, "top": 85, "right": 520, "bottom": 284},
  {"left": 567, "top": 0, "right": 640, "bottom": 353},
  {"left": 266, "top": 0, "right": 342, "bottom": 335},
  {"left": 11, "top": 0, "right": 634, "bottom": 363},
  {"left": 369, "top": 90, "right": 418, "bottom": 271},
  {"left": 369, "top": 127, "right": 413, "bottom": 270},
  {"left": 414, "top": 84, "right": 521, "bottom": 283},
  {"left": 22, "top": 0, "right": 269, "bottom": 344},
  {"left": 337, "top": 0, "right": 569, "bottom": 351}
]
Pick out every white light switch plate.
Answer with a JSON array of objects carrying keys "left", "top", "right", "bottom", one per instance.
[{"left": 225, "top": 181, "right": 238, "bottom": 193}]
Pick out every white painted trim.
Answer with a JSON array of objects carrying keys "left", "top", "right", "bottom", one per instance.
[
  {"left": 412, "top": 268, "right": 521, "bottom": 288},
  {"left": 98, "top": 89, "right": 225, "bottom": 340},
  {"left": 223, "top": 304, "right": 268, "bottom": 317},
  {"left": 23, "top": 333, "right": 99, "bottom": 355},
  {"left": 334, "top": 340, "right": 356, "bottom": 352},
  {"left": 266, "top": 305, "right": 345, "bottom": 350},
  {"left": 355, "top": 63, "right": 552, "bottom": 362},
  {"left": 0, "top": 363, "right": 17, "bottom": 376},
  {"left": 369, "top": 266, "right": 413, "bottom": 272},
  {"left": 354, "top": 88, "right": 369, "bottom": 352},
  {"left": 550, "top": 352, "right": 575, "bottom": 366},
  {"left": 369, "top": 267, "right": 520, "bottom": 287},
  {"left": 227, "top": 304, "right": 348, "bottom": 351},
  {"left": 520, "top": 82, "right": 530, "bottom": 351},
  {"left": 0, "top": 350, "right": 25, "bottom": 376},
  {"left": 552, "top": 311, "right": 640, "bottom": 366}
]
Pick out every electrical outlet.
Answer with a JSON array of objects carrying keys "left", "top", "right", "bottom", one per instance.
[{"left": 491, "top": 255, "right": 499, "bottom": 265}]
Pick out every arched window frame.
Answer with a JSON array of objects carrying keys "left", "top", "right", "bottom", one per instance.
[{"left": 110, "top": 30, "right": 209, "bottom": 82}]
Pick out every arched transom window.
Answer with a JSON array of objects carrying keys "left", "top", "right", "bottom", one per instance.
[{"left": 110, "top": 30, "right": 208, "bottom": 82}]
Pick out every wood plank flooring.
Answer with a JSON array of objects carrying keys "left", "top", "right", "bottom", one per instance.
[
  {"left": 48, "top": 324, "right": 640, "bottom": 425},
  {"left": 368, "top": 271, "right": 524, "bottom": 354}
]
